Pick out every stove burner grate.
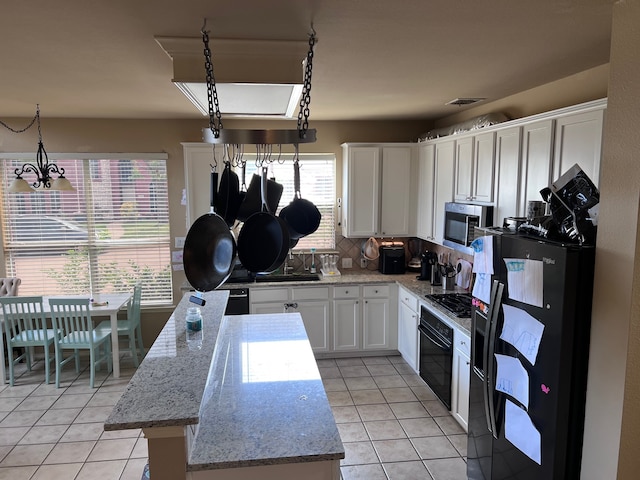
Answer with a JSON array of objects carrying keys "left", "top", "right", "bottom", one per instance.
[{"left": 425, "top": 293, "right": 472, "bottom": 318}]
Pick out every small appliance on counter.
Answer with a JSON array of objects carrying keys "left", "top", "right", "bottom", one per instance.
[
  {"left": 417, "top": 251, "right": 439, "bottom": 283},
  {"left": 320, "top": 254, "right": 341, "bottom": 277},
  {"left": 378, "top": 243, "right": 406, "bottom": 274}
]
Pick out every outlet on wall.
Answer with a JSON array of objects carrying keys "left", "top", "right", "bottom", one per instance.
[
  {"left": 360, "top": 258, "right": 368, "bottom": 268},
  {"left": 342, "top": 257, "right": 352, "bottom": 269}
]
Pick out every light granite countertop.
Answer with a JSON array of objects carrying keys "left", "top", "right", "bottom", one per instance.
[{"left": 188, "top": 312, "right": 344, "bottom": 471}]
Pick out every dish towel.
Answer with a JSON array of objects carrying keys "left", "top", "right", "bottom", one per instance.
[{"left": 456, "top": 259, "right": 473, "bottom": 289}]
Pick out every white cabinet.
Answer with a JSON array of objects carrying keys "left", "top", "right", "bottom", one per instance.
[
  {"left": 451, "top": 328, "right": 471, "bottom": 432},
  {"left": 553, "top": 109, "right": 604, "bottom": 187},
  {"left": 416, "top": 143, "right": 435, "bottom": 241},
  {"left": 397, "top": 286, "right": 419, "bottom": 373},
  {"left": 519, "top": 119, "right": 555, "bottom": 214},
  {"left": 333, "top": 286, "right": 361, "bottom": 351},
  {"left": 341, "top": 143, "right": 414, "bottom": 237},
  {"left": 433, "top": 140, "right": 455, "bottom": 243},
  {"left": 454, "top": 132, "right": 495, "bottom": 204},
  {"left": 290, "top": 287, "right": 331, "bottom": 353},
  {"left": 494, "top": 126, "right": 523, "bottom": 222},
  {"left": 454, "top": 137, "right": 474, "bottom": 202},
  {"left": 362, "top": 285, "right": 391, "bottom": 350},
  {"left": 250, "top": 288, "right": 288, "bottom": 315}
]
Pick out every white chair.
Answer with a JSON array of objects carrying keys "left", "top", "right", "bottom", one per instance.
[
  {"left": 0, "top": 296, "right": 56, "bottom": 386},
  {"left": 96, "top": 284, "right": 144, "bottom": 367},
  {"left": 0, "top": 277, "right": 21, "bottom": 297},
  {"left": 49, "top": 298, "right": 112, "bottom": 388}
]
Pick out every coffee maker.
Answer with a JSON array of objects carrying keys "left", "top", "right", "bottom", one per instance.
[{"left": 417, "top": 251, "right": 441, "bottom": 285}]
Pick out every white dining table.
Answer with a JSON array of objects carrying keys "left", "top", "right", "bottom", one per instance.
[{"left": 1, "top": 292, "right": 131, "bottom": 385}]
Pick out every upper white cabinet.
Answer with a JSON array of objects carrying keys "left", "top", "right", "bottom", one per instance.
[
  {"left": 519, "top": 119, "right": 555, "bottom": 214},
  {"left": 432, "top": 140, "right": 455, "bottom": 243},
  {"left": 341, "top": 143, "right": 414, "bottom": 238},
  {"left": 454, "top": 132, "right": 496, "bottom": 204},
  {"left": 493, "top": 127, "right": 523, "bottom": 222},
  {"left": 553, "top": 109, "right": 604, "bottom": 187},
  {"left": 416, "top": 143, "right": 435, "bottom": 241}
]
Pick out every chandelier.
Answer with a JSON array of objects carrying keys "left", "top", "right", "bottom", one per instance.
[
  {"left": 200, "top": 21, "right": 317, "bottom": 161},
  {"left": 1, "top": 105, "right": 75, "bottom": 192}
]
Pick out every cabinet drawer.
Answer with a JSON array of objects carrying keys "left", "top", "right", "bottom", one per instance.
[
  {"left": 333, "top": 285, "right": 360, "bottom": 299},
  {"left": 455, "top": 331, "right": 471, "bottom": 357},
  {"left": 398, "top": 287, "right": 418, "bottom": 311},
  {"left": 291, "top": 287, "right": 330, "bottom": 301},
  {"left": 363, "top": 285, "right": 389, "bottom": 298},
  {"left": 251, "top": 288, "right": 289, "bottom": 303}
]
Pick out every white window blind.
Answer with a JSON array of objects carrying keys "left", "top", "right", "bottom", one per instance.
[
  {"left": 0, "top": 156, "right": 172, "bottom": 306},
  {"left": 242, "top": 154, "right": 336, "bottom": 250}
]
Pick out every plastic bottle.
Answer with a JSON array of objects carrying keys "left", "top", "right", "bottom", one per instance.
[
  {"left": 186, "top": 307, "right": 203, "bottom": 350},
  {"left": 310, "top": 248, "right": 316, "bottom": 273}
]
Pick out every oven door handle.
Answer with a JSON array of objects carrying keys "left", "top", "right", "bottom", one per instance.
[
  {"left": 418, "top": 324, "right": 451, "bottom": 351},
  {"left": 228, "top": 293, "right": 248, "bottom": 299}
]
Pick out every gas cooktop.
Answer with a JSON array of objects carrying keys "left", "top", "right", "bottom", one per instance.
[{"left": 425, "top": 293, "right": 472, "bottom": 318}]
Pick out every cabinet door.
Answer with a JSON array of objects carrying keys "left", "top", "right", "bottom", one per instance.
[
  {"left": 343, "top": 146, "right": 380, "bottom": 237},
  {"left": 416, "top": 144, "right": 435, "bottom": 241},
  {"left": 452, "top": 348, "right": 470, "bottom": 432},
  {"left": 398, "top": 301, "right": 419, "bottom": 372},
  {"left": 363, "top": 298, "right": 390, "bottom": 350},
  {"left": 380, "top": 147, "right": 412, "bottom": 236},
  {"left": 251, "top": 303, "right": 286, "bottom": 315},
  {"left": 553, "top": 109, "right": 604, "bottom": 187},
  {"left": 295, "top": 301, "right": 331, "bottom": 353},
  {"left": 454, "top": 137, "right": 474, "bottom": 202},
  {"left": 433, "top": 140, "right": 455, "bottom": 243},
  {"left": 494, "top": 127, "right": 522, "bottom": 222},
  {"left": 333, "top": 299, "right": 361, "bottom": 351},
  {"left": 472, "top": 132, "right": 496, "bottom": 203},
  {"left": 520, "top": 119, "right": 554, "bottom": 214}
]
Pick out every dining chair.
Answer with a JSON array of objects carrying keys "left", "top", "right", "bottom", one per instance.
[
  {"left": 0, "top": 296, "right": 56, "bottom": 386},
  {"left": 48, "top": 297, "right": 112, "bottom": 388},
  {"left": 96, "top": 283, "right": 144, "bottom": 367}
]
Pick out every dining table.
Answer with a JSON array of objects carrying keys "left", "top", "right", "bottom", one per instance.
[{"left": 1, "top": 292, "right": 132, "bottom": 385}]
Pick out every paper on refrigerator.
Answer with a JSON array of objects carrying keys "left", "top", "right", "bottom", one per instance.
[
  {"left": 471, "top": 236, "right": 494, "bottom": 274},
  {"left": 472, "top": 272, "right": 491, "bottom": 304},
  {"left": 494, "top": 353, "right": 529, "bottom": 408},
  {"left": 505, "top": 399, "right": 542, "bottom": 465},
  {"left": 504, "top": 258, "right": 543, "bottom": 307},
  {"left": 500, "top": 304, "right": 545, "bottom": 365}
]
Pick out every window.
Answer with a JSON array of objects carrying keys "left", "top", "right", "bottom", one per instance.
[
  {"left": 0, "top": 154, "right": 172, "bottom": 306},
  {"left": 242, "top": 154, "right": 336, "bottom": 250}
]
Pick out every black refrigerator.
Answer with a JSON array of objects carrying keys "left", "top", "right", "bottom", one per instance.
[{"left": 467, "top": 230, "right": 595, "bottom": 480}]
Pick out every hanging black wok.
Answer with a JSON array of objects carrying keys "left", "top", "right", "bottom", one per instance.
[
  {"left": 279, "top": 160, "right": 321, "bottom": 239},
  {"left": 237, "top": 168, "right": 290, "bottom": 274},
  {"left": 183, "top": 171, "right": 236, "bottom": 291},
  {"left": 215, "top": 161, "right": 241, "bottom": 227}
]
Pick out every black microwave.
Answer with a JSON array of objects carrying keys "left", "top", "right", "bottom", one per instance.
[{"left": 443, "top": 202, "right": 493, "bottom": 255}]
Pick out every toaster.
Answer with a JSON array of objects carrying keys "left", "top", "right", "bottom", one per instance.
[{"left": 378, "top": 246, "right": 406, "bottom": 274}]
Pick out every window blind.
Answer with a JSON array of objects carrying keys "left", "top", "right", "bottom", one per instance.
[{"left": 0, "top": 156, "right": 172, "bottom": 306}]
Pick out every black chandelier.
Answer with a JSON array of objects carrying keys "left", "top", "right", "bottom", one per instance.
[{"left": 1, "top": 105, "right": 74, "bottom": 192}]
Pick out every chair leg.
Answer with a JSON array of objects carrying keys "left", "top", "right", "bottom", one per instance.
[
  {"left": 44, "top": 345, "right": 51, "bottom": 385},
  {"left": 55, "top": 346, "right": 61, "bottom": 388},
  {"left": 89, "top": 348, "right": 95, "bottom": 389},
  {"left": 8, "top": 347, "right": 15, "bottom": 387},
  {"left": 129, "top": 333, "right": 139, "bottom": 368},
  {"left": 136, "top": 326, "right": 145, "bottom": 358},
  {"left": 74, "top": 349, "right": 80, "bottom": 374}
]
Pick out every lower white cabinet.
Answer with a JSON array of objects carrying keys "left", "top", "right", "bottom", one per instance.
[
  {"left": 333, "top": 286, "right": 361, "bottom": 351},
  {"left": 362, "top": 285, "right": 391, "bottom": 350},
  {"left": 451, "top": 328, "right": 471, "bottom": 431},
  {"left": 397, "top": 286, "right": 419, "bottom": 373},
  {"left": 290, "top": 301, "right": 331, "bottom": 353}
]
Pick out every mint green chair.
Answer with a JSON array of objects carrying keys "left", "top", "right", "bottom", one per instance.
[
  {"left": 49, "top": 297, "right": 112, "bottom": 388},
  {"left": 96, "top": 284, "right": 144, "bottom": 367},
  {"left": 0, "top": 296, "right": 56, "bottom": 386}
]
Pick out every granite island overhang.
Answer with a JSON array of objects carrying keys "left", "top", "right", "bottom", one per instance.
[{"left": 104, "top": 290, "right": 344, "bottom": 480}]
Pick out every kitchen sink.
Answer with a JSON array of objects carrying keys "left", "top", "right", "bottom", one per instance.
[{"left": 254, "top": 273, "right": 321, "bottom": 283}]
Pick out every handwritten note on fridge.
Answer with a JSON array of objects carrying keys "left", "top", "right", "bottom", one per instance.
[
  {"left": 500, "top": 304, "right": 545, "bottom": 365},
  {"left": 504, "top": 258, "right": 543, "bottom": 307},
  {"left": 495, "top": 354, "right": 529, "bottom": 408},
  {"left": 505, "top": 399, "right": 542, "bottom": 465}
]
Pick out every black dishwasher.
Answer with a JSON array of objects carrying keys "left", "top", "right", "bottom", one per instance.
[
  {"left": 418, "top": 306, "right": 454, "bottom": 409},
  {"left": 225, "top": 288, "right": 250, "bottom": 315}
]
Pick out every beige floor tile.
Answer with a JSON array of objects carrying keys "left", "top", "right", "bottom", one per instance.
[
  {"left": 36, "top": 407, "right": 81, "bottom": 426},
  {"left": 331, "top": 406, "right": 361, "bottom": 423},
  {"left": 383, "top": 460, "right": 433, "bottom": 479},
  {"left": 399, "top": 417, "right": 443, "bottom": 437},
  {"left": 434, "top": 415, "right": 466, "bottom": 435},
  {"left": 0, "top": 384, "right": 38, "bottom": 398},
  {"left": 373, "top": 438, "right": 420, "bottom": 462},
  {"left": 424, "top": 457, "right": 468, "bottom": 479},
  {"left": 0, "top": 446, "right": 10, "bottom": 463},
  {"left": 401, "top": 373, "right": 425, "bottom": 386},
  {"left": 423, "top": 399, "right": 450, "bottom": 417},
  {"left": 412, "top": 435, "right": 459, "bottom": 460},
  {"left": 15, "top": 395, "right": 60, "bottom": 411},
  {"left": 43, "top": 440, "right": 96, "bottom": 464},
  {"left": 315, "top": 358, "right": 337, "bottom": 368},
  {"left": 341, "top": 441, "right": 379, "bottom": 466},
  {"left": 60, "top": 422, "right": 104, "bottom": 442},
  {"left": 380, "top": 387, "right": 418, "bottom": 403},
  {"left": 0, "top": 397, "right": 23, "bottom": 412},
  {"left": 51, "top": 393, "right": 93, "bottom": 409},
  {"left": 322, "top": 378, "right": 347, "bottom": 392},
  {"left": 448, "top": 433, "right": 468, "bottom": 457},
  {"left": 336, "top": 422, "right": 369, "bottom": 442},
  {"left": 121, "top": 458, "right": 148, "bottom": 480},
  {"left": 326, "top": 390, "right": 353, "bottom": 407},
  {"left": 18, "top": 425, "right": 69, "bottom": 445},
  {"left": 318, "top": 366, "right": 342, "bottom": 379},
  {"left": 0, "top": 465, "right": 37, "bottom": 480},
  {"left": 87, "top": 437, "right": 137, "bottom": 462},
  {"left": 0, "top": 410, "right": 46, "bottom": 428},
  {"left": 393, "top": 363, "right": 417, "bottom": 375},
  {"left": 372, "top": 375, "right": 407, "bottom": 389},
  {"left": 73, "top": 405, "right": 114, "bottom": 424},
  {"left": 0, "top": 426, "right": 30, "bottom": 446},
  {"left": 76, "top": 459, "right": 127, "bottom": 478},
  {"left": 364, "top": 420, "right": 407, "bottom": 440},
  {"left": 361, "top": 357, "right": 391, "bottom": 366},
  {"left": 356, "top": 404, "right": 395, "bottom": 422},
  {"left": 101, "top": 428, "right": 141, "bottom": 440},
  {"left": 411, "top": 385, "right": 439, "bottom": 401},
  {"left": 350, "top": 389, "right": 385, "bottom": 405},
  {"left": 389, "top": 401, "right": 429, "bottom": 419},
  {"left": 31, "top": 462, "right": 83, "bottom": 480},
  {"left": 131, "top": 437, "right": 148, "bottom": 458},
  {"left": 31, "top": 383, "right": 65, "bottom": 397},
  {"left": 86, "top": 391, "right": 124, "bottom": 408},
  {"left": 339, "top": 366, "right": 371, "bottom": 378},
  {"left": 344, "top": 377, "right": 378, "bottom": 391},
  {"left": 365, "top": 364, "right": 398, "bottom": 376},
  {"left": 335, "top": 358, "right": 365, "bottom": 367},
  {"left": 341, "top": 463, "right": 387, "bottom": 480},
  {"left": 0, "top": 443, "right": 55, "bottom": 466}
]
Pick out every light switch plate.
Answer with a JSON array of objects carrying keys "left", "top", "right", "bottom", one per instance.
[
  {"left": 175, "top": 236, "right": 186, "bottom": 248},
  {"left": 342, "top": 258, "right": 352, "bottom": 269}
]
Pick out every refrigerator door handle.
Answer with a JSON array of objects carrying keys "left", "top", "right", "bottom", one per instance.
[
  {"left": 486, "top": 281, "right": 504, "bottom": 439},
  {"left": 481, "top": 280, "right": 499, "bottom": 435}
]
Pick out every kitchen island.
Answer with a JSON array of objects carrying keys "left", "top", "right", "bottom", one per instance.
[{"left": 105, "top": 291, "right": 344, "bottom": 480}]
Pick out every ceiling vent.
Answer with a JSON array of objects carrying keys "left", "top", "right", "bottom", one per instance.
[{"left": 445, "top": 97, "right": 486, "bottom": 106}]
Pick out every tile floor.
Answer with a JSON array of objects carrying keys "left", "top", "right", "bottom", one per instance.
[
  {"left": 1, "top": 354, "right": 467, "bottom": 480},
  {"left": 318, "top": 355, "right": 467, "bottom": 480},
  {"left": 0, "top": 357, "right": 146, "bottom": 480}
]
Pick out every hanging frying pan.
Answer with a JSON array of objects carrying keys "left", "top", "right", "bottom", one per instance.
[
  {"left": 279, "top": 160, "right": 321, "bottom": 239},
  {"left": 237, "top": 168, "right": 290, "bottom": 273},
  {"left": 236, "top": 173, "right": 283, "bottom": 223},
  {"left": 183, "top": 170, "right": 236, "bottom": 291},
  {"left": 215, "top": 160, "right": 241, "bottom": 227}
]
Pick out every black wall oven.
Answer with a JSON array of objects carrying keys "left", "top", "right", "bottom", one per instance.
[{"left": 418, "top": 305, "right": 454, "bottom": 409}]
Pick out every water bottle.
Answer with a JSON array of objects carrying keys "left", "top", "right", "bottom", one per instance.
[{"left": 186, "top": 307, "right": 203, "bottom": 350}]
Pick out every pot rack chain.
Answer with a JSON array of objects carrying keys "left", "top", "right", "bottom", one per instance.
[
  {"left": 0, "top": 105, "right": 39, "bottom": 135},
  {"left": 297, "top": 28, "right": 316, "bottom": 140},
  {"left": 201, "top": 23, "right": 223, "bottom": 140}
]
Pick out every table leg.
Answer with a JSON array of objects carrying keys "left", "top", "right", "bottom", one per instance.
[
  {"left": 0, "top": 329, "right": 6, "bottom": 385},
  {"left": 110, "top": 312, "right": 120, "bottom": 378}
]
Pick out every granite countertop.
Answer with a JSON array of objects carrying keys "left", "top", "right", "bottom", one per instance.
[
  {"left": 104, "top": 290, "right": 229, "bottom": 430},
  {"left": 188, "top": 312, "right": 344, "bottom": 471}
]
